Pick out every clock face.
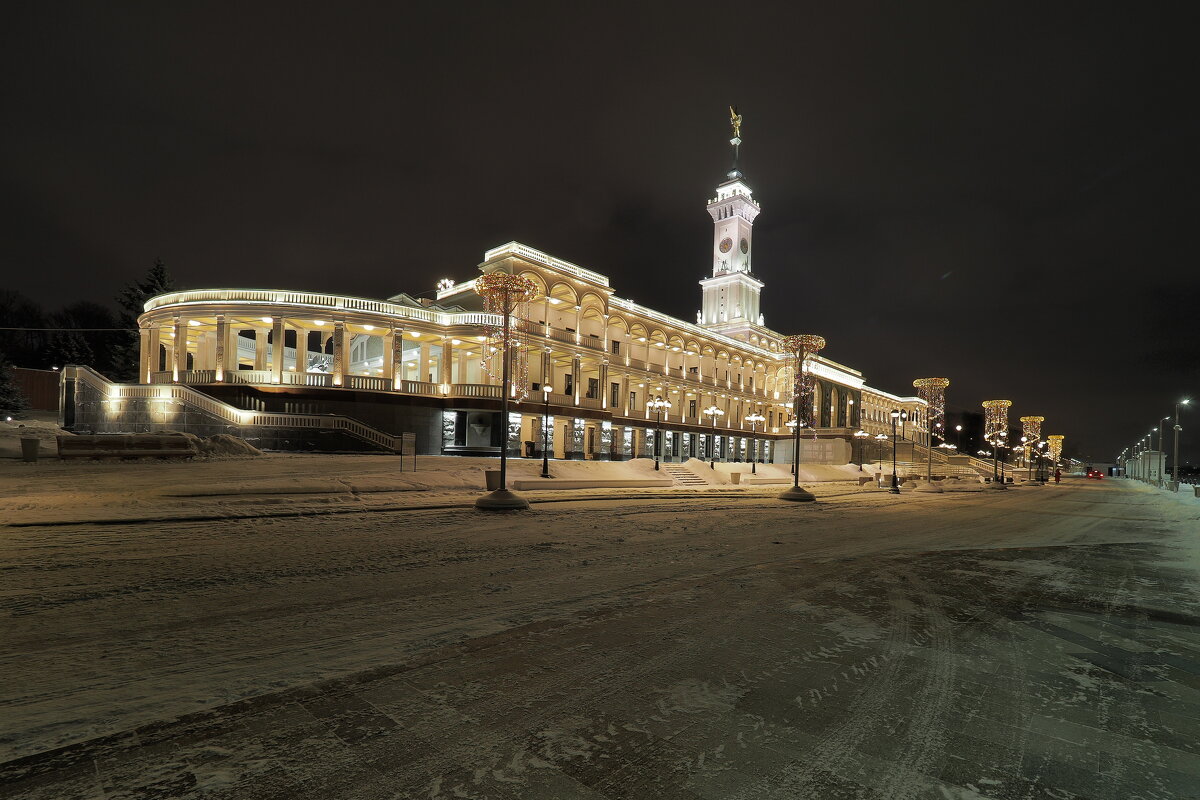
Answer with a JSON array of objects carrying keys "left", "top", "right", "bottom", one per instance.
[
  {"left": 719, "top": 237, "right": 733, "bottom": 253},
  {"left": 740, "top": 238, "right": 749, "bottom": 254}
]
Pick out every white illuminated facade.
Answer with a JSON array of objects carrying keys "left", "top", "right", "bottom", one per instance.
[{"left": 86, "top": 147, "right": 930, "bottom": 460}]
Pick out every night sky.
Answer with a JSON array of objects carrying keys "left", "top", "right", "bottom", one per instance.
[{"left": 3, "top": 3, "right": 1197, "bottom": 463}]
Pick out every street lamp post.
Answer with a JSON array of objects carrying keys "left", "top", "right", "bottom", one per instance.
[
  {"left": 1174, "top": 399, "right": 1190, "bottom": 490},
  {"left": 1158, "top": 416, "right": 1170, "bottom": 488},
  {"left": 745, "top": 411, "right": 765, "bottom": 474},
  {"left": 473, "top": 272, "right": 537, "bottom": 511},
  {"left": 703, "top": 404, "right": 724, "bottom": 469},
  {"left": 649, "top": 396, "right": 671, "bottom": 471},
  {"left": 540, "top": 384, "right": 552, "bottom": 478},
  {"left": 854, "top": 429, "right": 869, "bottom": 471},
  {"left": 913, "top": 378, "right": 949, "bottom": 494},
  {"left": 1149, "top": 429, "right": 1157, "bottom": 484},
  {"left": 998, "top": 432, "right": 1008, "bottom": 484},
  {"left": 889, "top": 409, "right": 903, "bottom": 493},
  {"left": 786, "top": 418, "right": 799, "bottom": 475},
  {"left": 955, "top": 424, "right": 963, "bottom": 450},
  {"left": 778, "top": 334, "right": 824, "bottom": 502}
]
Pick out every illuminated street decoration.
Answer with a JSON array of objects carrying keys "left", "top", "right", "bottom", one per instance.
[
  {"left": 475, "top": 272, "right": 538, "bottom": 401},
  {"left": 983, "top": 400, "right": 1012, "bottom": 447},
  {"left": 913, "top": 378, "right": 950, "bottom": 443},
  {"left": 1047, "top": 434, "right": 1064, "bottom": 463},
  {"left": 781, "top": 335, "right": 826, "bottom": 431},
  {"left": 1020, "top": 415, "right": 1044, "bottom": 462}
]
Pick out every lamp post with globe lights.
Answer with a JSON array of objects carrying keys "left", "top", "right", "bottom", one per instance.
[
  {"left": 1174, "top": 399, "right": 1190, "bottom": 490},
  {"left": 703, "top": 404, "right": 724, "bottom": 469},
  {"left": 889, "top": 409, "right": 907, "bottom": 493},
  {"left": 745, "top": 411, "right": 765, "bottom": 474},
  {"left": 778, "top": 334, "right": 825, "bottom": 502},
  {"left": 1019, "top": 415, "right": 1044, "bottom": 484},
  {"left": 983, "top": 400, "right": 1012, "bottom": 489},
  {"left": 540, "top": 384, "right": 552, "bottom": 478},
  {"left": 1156, "top": 416, "right": 1171, "bottom": 487},
  {"left": 785, "top": 418, "right": 799, "bottom": 475},
  {"left": 648, "top": 395, "right": 671, "bottom": 471},
  {"left": 913, "top": 378, "right": 949, "bottom": 493},
  {"left": 854, "top": 429, "right": 870, "bottom": 471}
]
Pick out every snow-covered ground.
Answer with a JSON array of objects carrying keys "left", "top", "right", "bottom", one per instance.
[
  {"left": 0, "top": 448, "right": 879, "bottom": 526},
  {"left": 2, "top": 464, "right": 1200, "bottom": 799}
]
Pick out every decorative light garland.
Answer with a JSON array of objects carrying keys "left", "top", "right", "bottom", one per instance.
[
  {"left": 475, "top": 272, "right": 538, "bottom": 401},
  {"left": 982, "top": 399, "right": 1012, "bottom": 447},
  {"left": 913, "top": 378, "right": 950, "bottom": 444},
  {"left": 1019, "top": 415, "right": 1044, "bottom": 462},
  {"left": 1047, "top": 434, "right": 1064, "bottom": 463},
  {"left": 781, "top": 335, "right": 825, "bottom": 432}
]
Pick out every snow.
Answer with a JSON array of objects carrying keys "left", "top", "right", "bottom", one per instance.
[{"left": 3, "top": 459, "right": 1199, "bottom": 800}]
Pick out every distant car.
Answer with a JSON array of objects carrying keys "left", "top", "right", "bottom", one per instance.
[{"left": 1086, "top": 469, "right": 1103, "bottom": 480}]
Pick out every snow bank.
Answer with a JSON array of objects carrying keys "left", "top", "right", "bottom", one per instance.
[{"left": 0, "top": 415, "right": 70, "bottom": 459}]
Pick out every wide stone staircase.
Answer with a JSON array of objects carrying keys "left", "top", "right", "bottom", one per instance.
[
  {"left": 871, "top": 443, "right": 994, "bottom": 481},
  {"left": 661, "top": 462, "right": 709, "bottom": 487}
]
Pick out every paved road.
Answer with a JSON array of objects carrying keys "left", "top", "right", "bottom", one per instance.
[{"left": 3, "top": 479, "right": 1200, "bottom": 799}]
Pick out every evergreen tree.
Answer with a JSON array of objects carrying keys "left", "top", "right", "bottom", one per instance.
[
  {"left": 0, "top": 352, "right": 30, "bottom": 417},
  {"left": 0, "top": 291, "right": 47, "bottom": 368},
  {"left": 45, "top": 330, "right": 94, "bottom": 368},
  {"left": 112, "top": 259, "right": 175, "bottom": 381},
  {"left": 54, "top": 301, "right": 121, "bottom": 374}
]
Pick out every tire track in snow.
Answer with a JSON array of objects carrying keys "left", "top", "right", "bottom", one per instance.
[
  {"left": 727, "top": 574, "right": 916, "bottom": 799},
  {"left": 871, "top": 576, "right": 955, "bottom": 800}
]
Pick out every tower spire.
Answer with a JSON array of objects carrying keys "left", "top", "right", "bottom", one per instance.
[
  {"left": 699, "top": 108, "right": 762, "bottom": 330},
  {"left": 728, "top": 105, "right": 743, "bottom": 178}
]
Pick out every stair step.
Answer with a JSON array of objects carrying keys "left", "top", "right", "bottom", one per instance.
[{"left": 661, "top": 464, "right": 708, "bottom": 485}]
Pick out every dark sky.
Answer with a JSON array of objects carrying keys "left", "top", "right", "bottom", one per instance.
[{"left": 3, "top": 2, "right": 1197, "bottom": 463}]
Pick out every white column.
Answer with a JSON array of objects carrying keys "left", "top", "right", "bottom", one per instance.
[
  {"left": 599, "top": 361, "right": 609, "bottom": 409},
  {"left": 138, "top": 326, "right": 151, "bottom": 383},
  {"left": 172, "top": 317, "right": 186, "bottom": 380},
  {"left": 442, "top": 337, "right": 456, "bottom": 389},
  {"left": 254, "top": 329, "right": 267, "bottom": 370},
  {"left": 382, "top": 329, "right": 394, "bottom": 383},
  {"left": 572, "top": 354, "right": 581, "bottom": 405},
  {"left": 293, "top": 324, "right": 306, "bottom": 375},
  {"left": 332, "top": 321, "right": 346, "bottom": 386},
  {"left": 270, "top": 318, "right": 284, "bottom": 384},
  {"left": 214, "top": 315, "right": 228, "bottom": 381},
  {"left": 391, "top": 328, "right": 404, "bottom": 390},
  {"left": 419, "top": 342, "right": 432, "bottom": 384}
]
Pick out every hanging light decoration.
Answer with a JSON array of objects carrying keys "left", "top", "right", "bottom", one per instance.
[
  {"left": 913, "top": 378, "right": 950, "bottom": 444},
  {"left": 781, "top": 335, "right": 825, "bottom": 432},
  {"left": 1047, "top": 434, "right": 1064, "bottom": 464},
  {"left": 982, "top": 400, "right": 1012, "bottom": 448},
  {"left": 1019, "top": 415, "right": 1044, "bottom": 462},
  {"left": 475, "top": 272, "right": 538, "bottom": 401}
]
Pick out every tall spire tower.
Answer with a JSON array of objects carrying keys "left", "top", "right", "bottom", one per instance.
[{"left": 698, "top": 106, "right": 765, "bottom": 333}]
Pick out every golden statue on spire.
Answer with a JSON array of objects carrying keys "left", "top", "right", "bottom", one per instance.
[{"left": 729, "top": 105, "right": 743, "bottom": 143}]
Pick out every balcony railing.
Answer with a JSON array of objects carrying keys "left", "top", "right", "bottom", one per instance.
[
  {"left": 452, "top": 383, "right": 501, "bottom": 399},
  {"left": 344, "top": 375, "right": 391, "bottom": 392}
]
